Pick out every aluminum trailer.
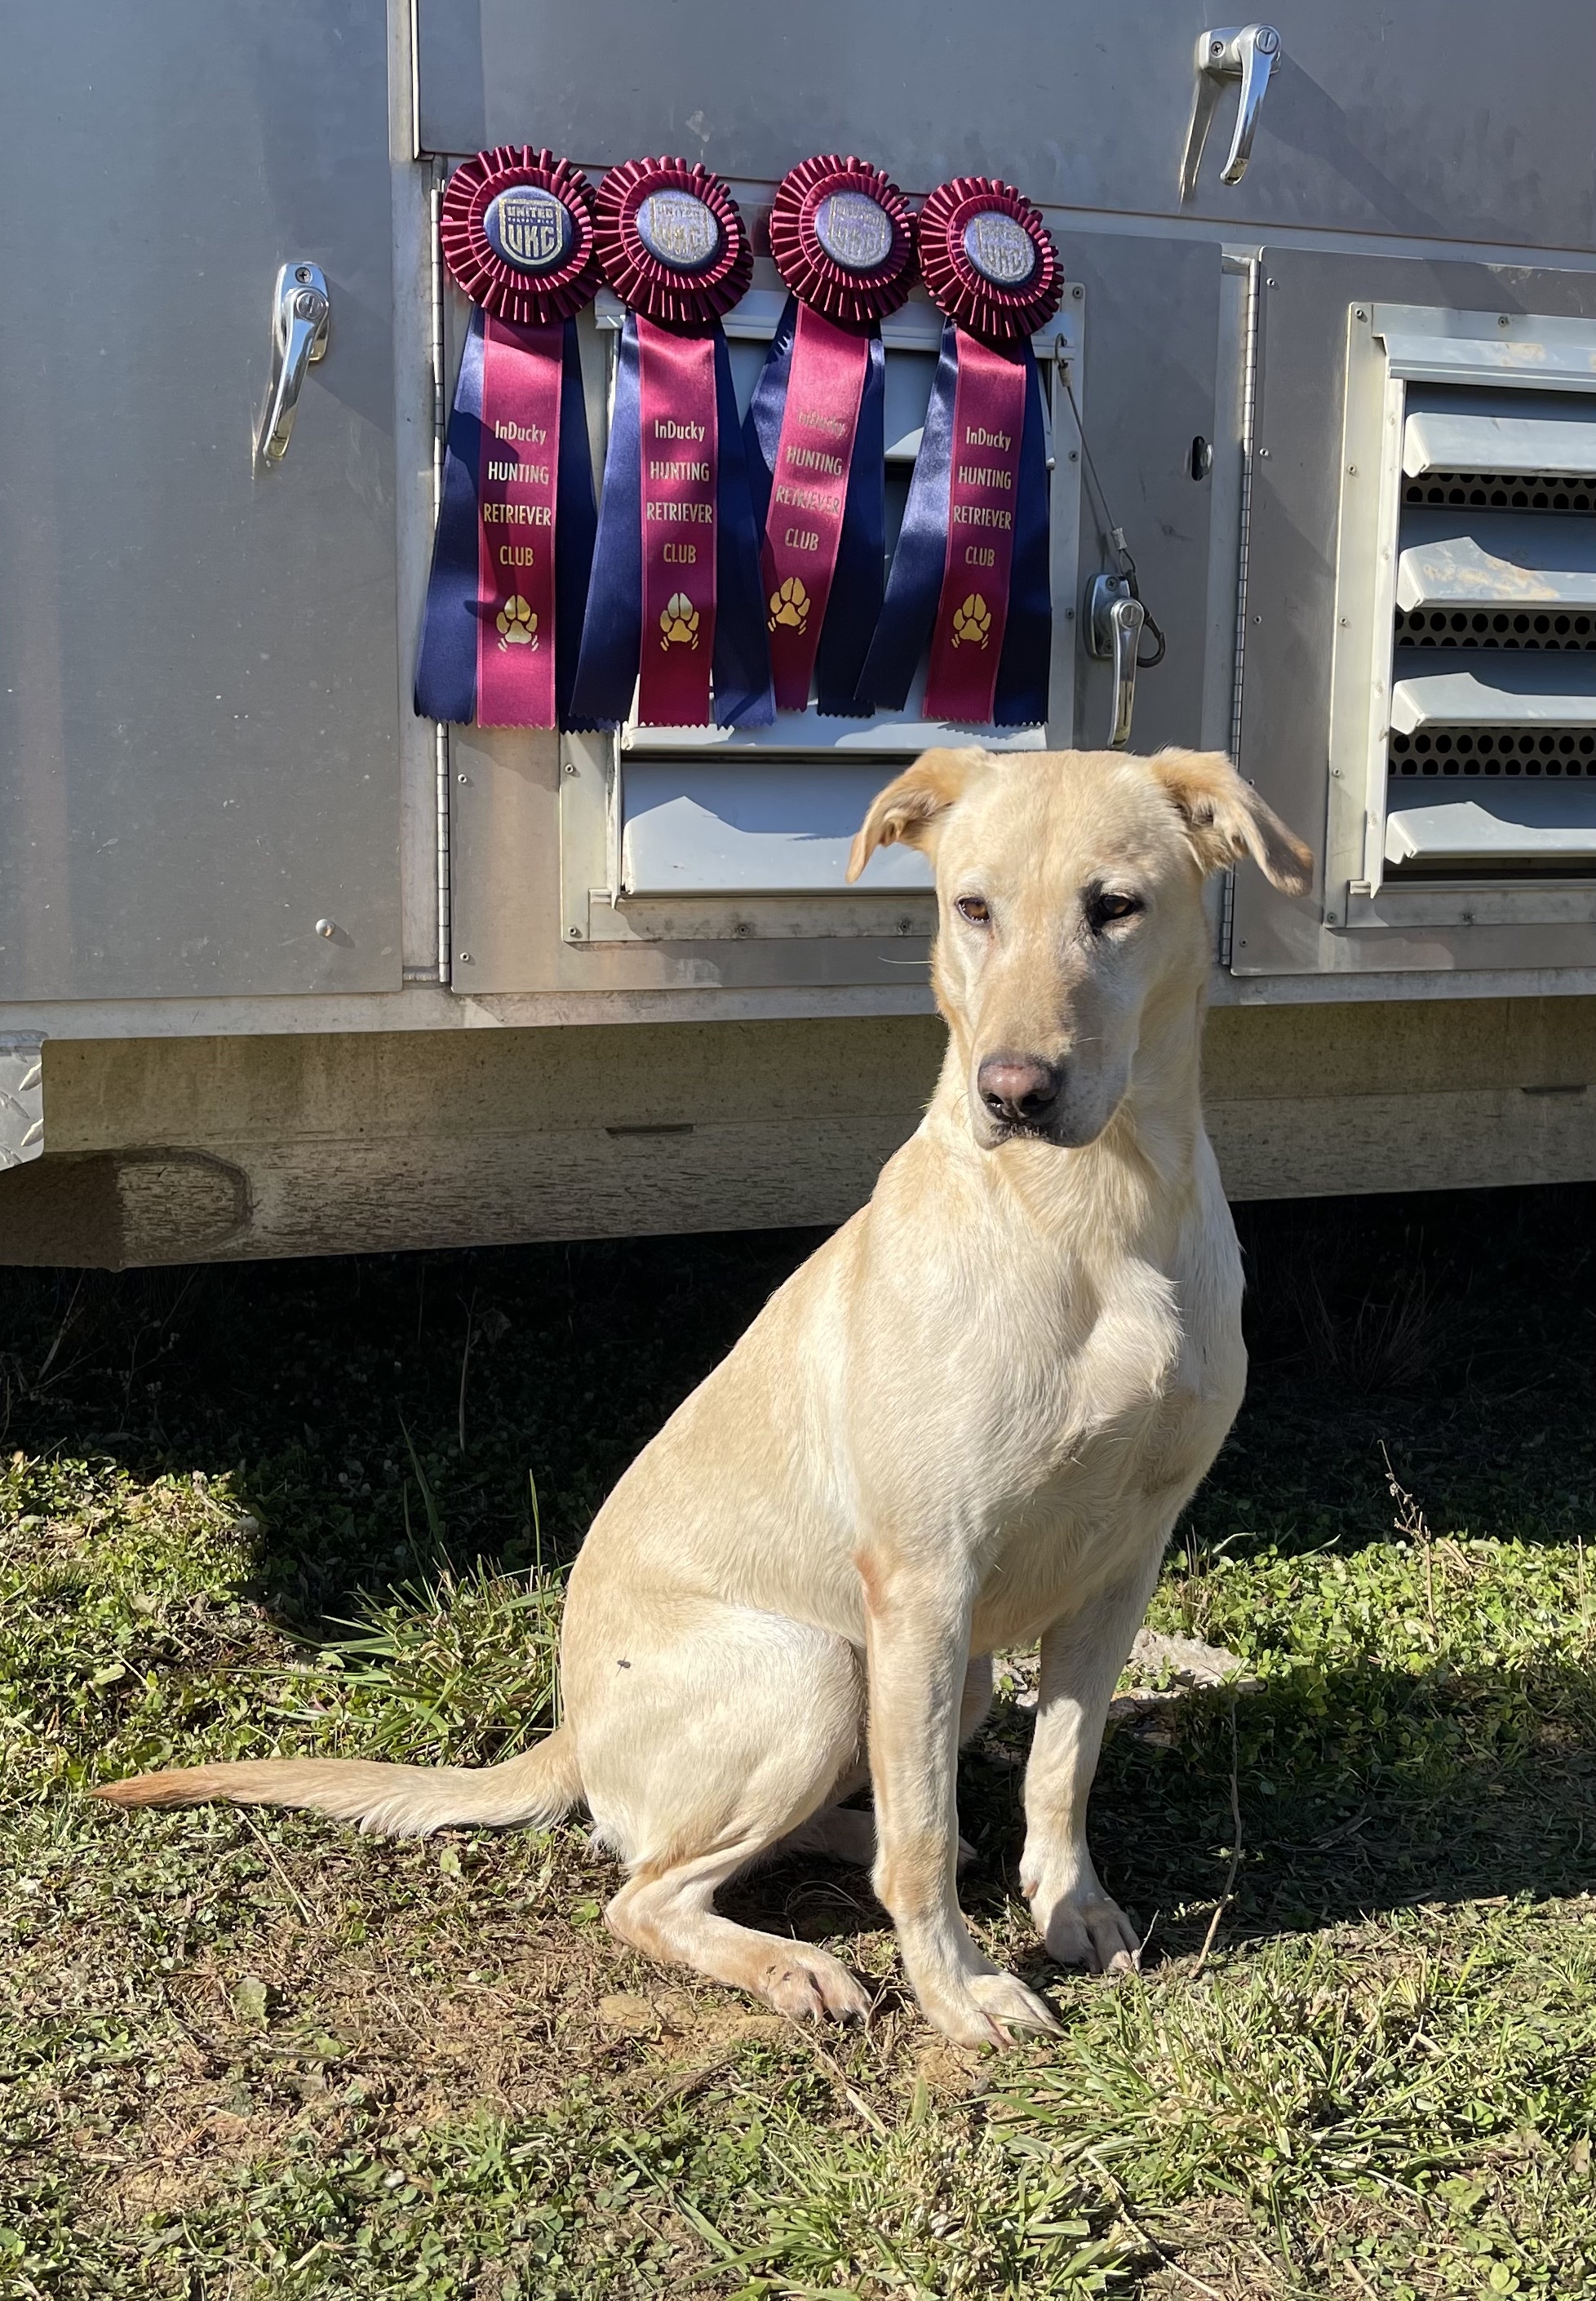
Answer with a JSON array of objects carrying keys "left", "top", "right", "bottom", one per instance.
[{"left": 2, "top": 0, "right": 1594, "bottom": 1266}]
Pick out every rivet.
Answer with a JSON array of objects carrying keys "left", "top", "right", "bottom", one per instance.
[
  {"left": 1355, "top": 308, "right": 1368, "bottom": 321},
  {"left": 1266, "top": 277, "right": 1277, "bottom": 287},
  {"left": 459, "top": 951, "right": 472, "bottom": 963},
  {"left": 1498, "top": 314, "right": 1511, "bottom": 327},
  {"left": 1347, "top": 463, "right": 1358, "bottom": 475},
  {"left": 1071, "top": 282, "right": 1084, "bottom": 299},
  {"left": 1252, "top": 613, "right": 1262, "bottom": 624},
  {"left": 1258, "top": 446, "right": 1270, "bottom": 457},
  {"left": 734, "top": 921, "right": 751, "bottom": 936},
  {"left": 569, "top": 925, "right": 583, "bottom": 938},
  {"left": 315, "top": 918, "right": 335, "bottom": 938},
  {"left": 1068, "top": 449, "right": 1079, "bottom": 462},
  {"left": 564, "top": 760, "right": 579, "bottom": 776},
  {"left": 897, "top": 917, "right": 912, "bottom": 935},
  {"left": 457, "top": 772, "right": 469, "bottom": 783}
]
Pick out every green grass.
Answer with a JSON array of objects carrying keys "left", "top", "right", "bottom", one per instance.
[{"left": 2, "top": 1186, "right": 1594, "bottom": 2297}]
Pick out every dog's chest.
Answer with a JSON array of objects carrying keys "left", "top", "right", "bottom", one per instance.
[{"left": 969, "top": 1236, "right": 1243, "bottom": 1638}]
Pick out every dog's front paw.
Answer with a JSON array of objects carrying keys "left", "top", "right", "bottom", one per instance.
[
  {"left": 920, "top": 1966, "right": 1061, "bottom": 2048},
  {"left": 1023, "top": 1865, "right": 1142, "bottom": 1978}
]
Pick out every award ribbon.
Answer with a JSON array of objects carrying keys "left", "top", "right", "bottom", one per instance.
[
  {"left": 570, "top": 159, "right": 774, "bottom": 730},
  {"left": 744, "top": 157, "right": 913, "bottom": 715},
  {"left": 415, "top": 148, "right": 601, "bottom": 729},
  {"left": 855, "top": 177, "right": 1062, "bottom": 728}
]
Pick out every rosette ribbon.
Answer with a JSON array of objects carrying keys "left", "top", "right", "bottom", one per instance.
[
  {"left": 743, "top": 157, "right": 913, "bottom": 715},
  {"left": 570, "top": 159, "right": 774, "bottom": 730},
  {"left": 855, "top": 178, "right": 1062, "bottom": 727},
  {"left": 415, "top": 149, "right": 602, "bottom": 729}
]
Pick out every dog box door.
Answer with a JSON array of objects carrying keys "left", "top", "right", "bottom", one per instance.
[
  {"left": 0, "top": 0, "right": 402, "bottom": 1000},
  {"left": 1231, "top": 248, "right": 1596, "bottom": 980}
]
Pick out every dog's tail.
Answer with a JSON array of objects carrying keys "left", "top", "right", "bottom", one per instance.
[{"left": 91, "top": 1725, "right": 583, "bottom": 1841}]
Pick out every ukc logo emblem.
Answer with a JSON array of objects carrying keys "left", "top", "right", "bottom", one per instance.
[{"left": 485, "top": 189, "right": 572, "bottom": 275}]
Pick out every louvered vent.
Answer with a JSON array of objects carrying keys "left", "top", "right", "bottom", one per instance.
[{"left": 1383, "top": 384, "right": 1596, "bottom": 866}]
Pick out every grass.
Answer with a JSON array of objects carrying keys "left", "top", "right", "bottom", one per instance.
[{"left": 1, "top": 1183, "right": 1594, "bottom": 2297}]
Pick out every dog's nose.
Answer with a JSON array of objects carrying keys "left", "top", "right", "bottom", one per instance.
[{"left": 977, "top": 1052, "right": 1063, "bottom": 1126}]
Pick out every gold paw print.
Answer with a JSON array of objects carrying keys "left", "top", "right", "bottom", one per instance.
[
  {"left": 768, "top": 575, "right": 810, "bottom": 635},
  {"left": 951, "top": 593, "right": 991, "bottom": 650},
  {"left": 660, "top": 592, "right": 701, "bottom": 651},
  {"left": 496, "top": 594, "right": 538, "bottom": 650}
]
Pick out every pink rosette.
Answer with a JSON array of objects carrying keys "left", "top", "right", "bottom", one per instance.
[
  {"left": 915, "top": 175, "right": 1062, "bottom": 346},
  {"left": 768, "top": 154, "right": 915, "bottom": 331},
  {"left": 439, "top": 149, "right": 601, "bottom": 326},
  {"left": 596, "top": 157, "right": 752, "bottom": 333}
]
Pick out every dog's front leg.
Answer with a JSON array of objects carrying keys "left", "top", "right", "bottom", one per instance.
[
  {"left": 860, "top": 1558, "right": 1059, "bottom": 2046},
  {"left": 1020, "top": 1564, "right": 1161, "bottom": 1976}
]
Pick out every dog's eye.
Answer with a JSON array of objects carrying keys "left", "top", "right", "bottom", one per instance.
[
  {"left": 955, "top": 896, "right": 991, "bottom": 927},
  {"left": 1090, "top": 892, "right": 1143, "bottom": 930}
]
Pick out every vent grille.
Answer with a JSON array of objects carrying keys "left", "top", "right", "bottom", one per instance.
[
  {"left": 1390, "top": 725, "right": 1596, "bottom": 776},
  {"left": 1385, "top": 382, "right": 1596, "bottom": 867},
  {"left": 1396, "top": 607, "right": 1596, "bottom": 650},
  {"left": 1403, "top": 472, "right": 1596, "bottom": 513}
]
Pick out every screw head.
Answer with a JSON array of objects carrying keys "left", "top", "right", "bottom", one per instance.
[{"left": 315, "top": 918, "right": 335, "bottom": 938}]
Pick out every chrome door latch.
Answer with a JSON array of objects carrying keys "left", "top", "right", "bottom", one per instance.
[
  {"left": 1179, "top": 24, "right": 1281, "bottom": 199},
  {"left": 255, "top": 262, "right": 330, "bottom": 465},
  {"left": 1086, "top": 574, "right": 1146, "bottom": 751}
]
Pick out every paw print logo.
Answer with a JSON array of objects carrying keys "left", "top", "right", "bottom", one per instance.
[
  {"left": 951, "top": 593, "right": 991, "bottom": 650},
  {"left": 495, "top": 594, "right": 538, "bottom": 651},
  {"left": 659, "top": 592, "right": 701, "bottom": 651},
  {"left": 768, "top": 575, "right": 810, "bottom": 636}
]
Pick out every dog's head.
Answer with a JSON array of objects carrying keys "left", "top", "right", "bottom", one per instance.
[{"left": 848, "top": 746, "right": 1312, "bottom": 1151}]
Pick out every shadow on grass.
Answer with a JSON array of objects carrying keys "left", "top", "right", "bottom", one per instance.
[{"left": 728, "top": 1651, "right": 1596, "bottom": 1963}]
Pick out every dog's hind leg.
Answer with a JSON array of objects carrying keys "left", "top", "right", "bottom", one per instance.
[
  {"left": 578, "top": 1600, "right": 871, "bottom": 2020},
  {"left": 778, "top": 1655, "right": 993, "bottom": 1872}
]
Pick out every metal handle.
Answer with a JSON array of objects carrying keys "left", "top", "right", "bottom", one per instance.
[
  {"left": 255, "top": 261, "right": 330, "bottom": 465},
  {"left": 1086, "top": 574, "right": 1147, "bottom": 751},
  {"left": 1178, "top": 24, "right": 1281, "bottom": 200}
]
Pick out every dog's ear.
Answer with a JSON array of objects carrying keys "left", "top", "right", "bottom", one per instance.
[
  {"left": 1148, "top": 748, "right": 1314, "bottom": 894},
  {"left": 846, "top": 747, "right": 990, "bottom": 882}
]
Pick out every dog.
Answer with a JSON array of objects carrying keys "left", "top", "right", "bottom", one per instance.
[{"left": 97, "top": 745, "right": 1310, "bottom": 2047}]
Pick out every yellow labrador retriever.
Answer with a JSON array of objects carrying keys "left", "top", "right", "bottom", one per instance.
[{"left": 98, "top": 746, "right": 1310, "bottom": 2047}]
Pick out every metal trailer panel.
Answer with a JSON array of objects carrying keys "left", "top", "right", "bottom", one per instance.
[
  {"left": 0, "top": 0, "right": 403, "bottom": 1001},
  {"left": 415, "top": 0, "right": 1596, "bottom": 252},
  {"left": 0, "top": 1000, "right": 1591, "bottom": 1268}
]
